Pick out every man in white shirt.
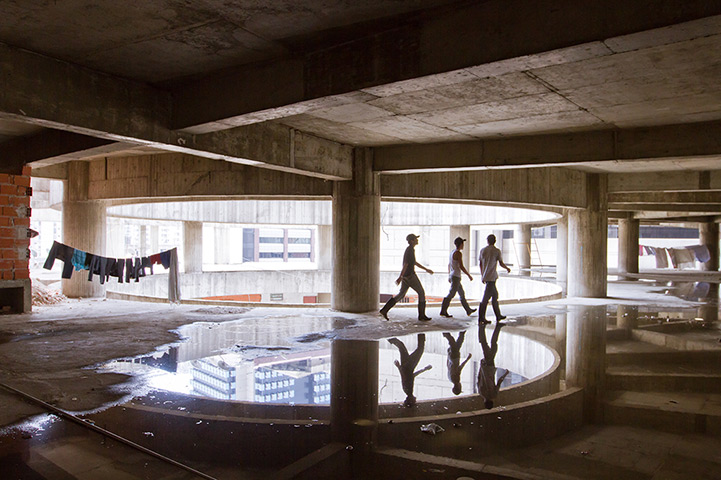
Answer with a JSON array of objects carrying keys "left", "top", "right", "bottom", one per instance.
[{"left": 478, "top": 234, "right": 511, "bottom": 323}]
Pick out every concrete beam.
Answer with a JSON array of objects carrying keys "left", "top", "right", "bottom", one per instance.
[
  {"left": 0, "top": 43, "right": 352, "bottom": 180},
  {"left": 84, "top": 153, "right": 332, "bottom": 201},
  {"left": 609, "top": 190, "right": 721, "bottom": 204},
  {"left": 610, "top": 203, "right": 721, "bottom": 212},
  {"left": 381, "top": 167, "right": 587, "bottom": 209},
  {"left": 170, "top": 0, "right": 721, "bottom": 132},
  {"left": 609, "top": 170, "right": 721, "bottom": 193},
  {"left": 374, "top": 121, "right": 721, "bottom": 172}
]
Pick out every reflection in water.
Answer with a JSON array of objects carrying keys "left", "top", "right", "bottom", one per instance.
[
  {"left": 478, "top": 322, "right": 509, "bottom": 409},
  {"left": 443, "top": 332, "right": 472, "bottom": 395},
  {"left": 388, "top": 334, "right": 432, "bottom": 407}
]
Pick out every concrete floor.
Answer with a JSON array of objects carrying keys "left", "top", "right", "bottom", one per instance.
[{"left": 0, "top": 273, "right": 720, "bottom": 479}]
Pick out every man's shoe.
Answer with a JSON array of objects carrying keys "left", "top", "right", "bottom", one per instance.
[
  {"left": 496, "top": 315, "right": 507, "bottom": 321},
  {"left": 440, "top": 312, "right": 453, "bottom": 318},
  {"left": 466, "top": 308, "right": 477, "bottom": 316},
  {"left": 380, "top": 310, "right": 389, "bottom": 321},
  {"left": 479, "top": 318, "right": 491, "bottom": 325},
  {"left": 418, "top": 315, "right": 432, "bottom": 321}
]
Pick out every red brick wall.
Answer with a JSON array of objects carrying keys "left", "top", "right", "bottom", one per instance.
[{"left": 0, "top": 166, "right": 31, "bottom": 281}]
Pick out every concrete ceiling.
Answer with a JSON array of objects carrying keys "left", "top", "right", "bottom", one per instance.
[{"left": 1, "top": 0, "right": 721, "bottom": 222}]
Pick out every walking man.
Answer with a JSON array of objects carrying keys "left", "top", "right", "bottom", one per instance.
[
  {"left": 380, "top": 233, "right": 434, "bottom": 321},
  {"left": 440, "top": 237, "right": 476, "bottom": 318},
  {"left": 479, "top": 234, "right": 511, "bottom": 323}
]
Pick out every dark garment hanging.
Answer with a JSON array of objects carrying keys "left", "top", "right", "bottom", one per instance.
[
  {"left": 159, "top": 250, "right": 172, "bottom": 269},
  {"left": 88, "top": 255, "right": 110, "bottom": 284},
  {"left": 43, "top": 241, "right": 76, "bottom": 279}
]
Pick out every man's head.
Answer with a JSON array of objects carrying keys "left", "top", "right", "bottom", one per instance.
[
  {"left": 406, "top": 233, "right": 420, "bottom": 245},
  {"left": 487, "top": 234, "right": 496, "bottom": 245},
  {"left": 454, "top": 237, "right": 466, "bottom": 248}
]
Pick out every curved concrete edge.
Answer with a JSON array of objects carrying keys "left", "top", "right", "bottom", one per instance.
[
  {"left": 106, "top": 285, "right": 563, "bottom": 308},
  {"left": 380, "top": 343, "right": 562, "bottom": 418},
  {"left": 377, "top": 388, "right": 583, "bottom": 455}
]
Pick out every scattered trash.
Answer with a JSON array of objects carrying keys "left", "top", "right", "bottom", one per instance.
[
  {"left": 177, "top": 407, "right": 186, "bottom": 411},
  {"left": 420, "top": 423, "right": 445, "bottom": 435},
  {"left": 669, "top": 400, "right": 678, "bottom": 404},
  {"left": 452, "top": 422, "right": 462, "bottom": 428},
  {"left": 580, "top": 450, "right": 589, "bottom": 456},
  {"left": 143, "top": 432, "right": 154, "bottom": 437},
  {"left": 196, "top": 420, "right": 203, "bottom": 425},
  {"left": 387, "top": 420, "right": 393, "bottom": 424},
  {"left": 345, "top": 445, "right": 354, "bottom": 451}
]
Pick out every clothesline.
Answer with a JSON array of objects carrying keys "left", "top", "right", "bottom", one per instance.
[
  {"left": 639, "top": 244, "right": 710, "bottom": 269},
  {"left": 43, "top": 241, "right": 181, "bottom": 303}
]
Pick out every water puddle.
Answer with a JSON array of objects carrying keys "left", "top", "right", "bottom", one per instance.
[{"left": 103, "top": 318, "right": 540, "bottom": 406}]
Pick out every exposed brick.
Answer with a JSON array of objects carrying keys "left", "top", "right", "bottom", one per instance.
[
  {"left": 0, "top": 217, "right": 10, "bottom": 227},
  {"left": 0, "top": 227, "right": 14, "bottom": 238},
  {"left": 14, "top": 259, "right": 29, "bottom": 269},
  {"left": 11, "top": 196, "right": 30, "bottom": 207},
  {"left": 14, "top": 238, "right": 29, "bottom": 248},
  {"left": 0, "top": 174, "right": 9, "bottom": 183},
  {"left": 14, "top": 176, "right": 30, "bottom": 188},
  {"left": 0, "top": 260, "right": 13, "bottom": 270},
  {"left": 0, "top": 185, "right": 16, "bottom": 195},
  {"left": 13, "top": 217, "right": 30, "bottom": 227},
  {"left": 3, "top": 207, "right": 16, "bottom": 216},
  {"left": 14, "top": 270, "right": 29, "bottom": 280},
  {"left": 2, "top": 271, "right": 12, "bottom": 280},
  {"left": 0, "top": 238, "right": 13, "bottom": 248},
  {"left": 22, "top": 166, "right": 31, "bottom": 176}
]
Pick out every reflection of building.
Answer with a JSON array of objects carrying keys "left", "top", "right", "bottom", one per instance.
[
  {"left": 254, "top": 352, "right": 331, "bottom": 405},
  {"left": 191, "top": 359, "right": 236, "bottom": 400}
]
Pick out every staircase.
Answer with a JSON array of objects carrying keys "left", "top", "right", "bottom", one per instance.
[{"left": 604, "top": 327, "right": 721, "bottom": 436}]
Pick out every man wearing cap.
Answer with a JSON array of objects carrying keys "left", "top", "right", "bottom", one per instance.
[
  {"left": 439, "top": 237, "right": 476, "bottom": 318},
  {"left": 380, "top": 233, "right": 434, "bottom": 321},
  {"left": 479, "top": 234, "right": 511, "bottom": 323}
]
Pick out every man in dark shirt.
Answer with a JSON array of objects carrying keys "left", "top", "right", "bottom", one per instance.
[{"left": 380, "top": 233, "right": 434, "bottom": 321}]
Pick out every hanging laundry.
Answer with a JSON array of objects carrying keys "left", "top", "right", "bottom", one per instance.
[
  {"left": 670, "top": 248, "right": 694, "bottom": 269},
  {"left": 71, "top": 250, "right": 87, "bottom": 271},
  {"left": 686, "top": 244, "right": 710, "bottom": 263},
  {"left": 655, "top": 247, "right": 669, "bottom": 268},
  {"left": 43, "top": 241, "right": 76, "bottom": 279},
  {"left": 168, "top": 248, "right": 181, "bottom": 304}
]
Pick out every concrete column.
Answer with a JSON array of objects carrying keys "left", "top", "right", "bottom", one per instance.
[
  {"left": 617, "top": 217, "right": 640, "bottom": 280},
  {"left": 556, "top": 214, "right": 568, "bottom": 295},
  {"left": 139, "top": 225, "right": 148, "bottom": 254},
  {"left": 568, "top": 174, "right": 608, "bottom": 298},
  {"left": 150, "top": 225, "right": 159, "bottom": 253},
  {"left": 450, "top": 225, "right": 471, "bottom": 269},
  {"left": 555, "top": 313, "right": 567, "bottom": 378},
  {"left": 697, "top": 282, "right": 719, "bottom": 325},
  {"left": 617, "top": 305, "right": 639, "bottom": 330},
  {"left": 566, "top": 305, "right": 607, "bottom": 423},
  {"left": 514, "top": 224, "right": 532, "bottom": 276},
  {"left": 332, "top": 148, "right": 380, "bottom": 312},
  {"left": 318, "top": 225, "right": 333, "bottom": 270},
  {"left": 699, "top": 221, "right": 719, "bottom": 271},
  {"left": 330, "top": 339, "right": 379, "bottom": 457},
  {"left": 62, "top": 161, "right": 106, "bottom": 298},
  {"left": 214, "top": 225, "right": 230, "bottom": 264},
  {"left": 183, "top": 221, "right": 203, "bottom": 273}
]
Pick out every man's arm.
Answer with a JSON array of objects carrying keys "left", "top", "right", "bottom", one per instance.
[
  {"left": 498, "top": 257, "right": 511, "bottom": 273},
  {"left": 396, "top": 262, "right": 409, "bottom": 285},
  {"left": 415, "top": 261, "right": 434, "bottom": 275},
  {"left": 455, "top": 251, "right": 473, "bottom": 281}
]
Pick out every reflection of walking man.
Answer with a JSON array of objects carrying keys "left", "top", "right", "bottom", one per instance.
[
  {"left": 443, "top": 331, "right": 471, "bottom": 395},
  {"left": 440, "top": 237, "right": 477, "bottom": 318},
  {"left": 380, "top": 234, "right": 434, "bottom": 321},
  {"left": 388, "top": 334, "right": 432, "bottom": 407},
  {"left": 478, "top": 321, "right": 509, "bottom": 409},
  {"left": 479, "top": 234, "right": 511, "bottom": 324}
]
